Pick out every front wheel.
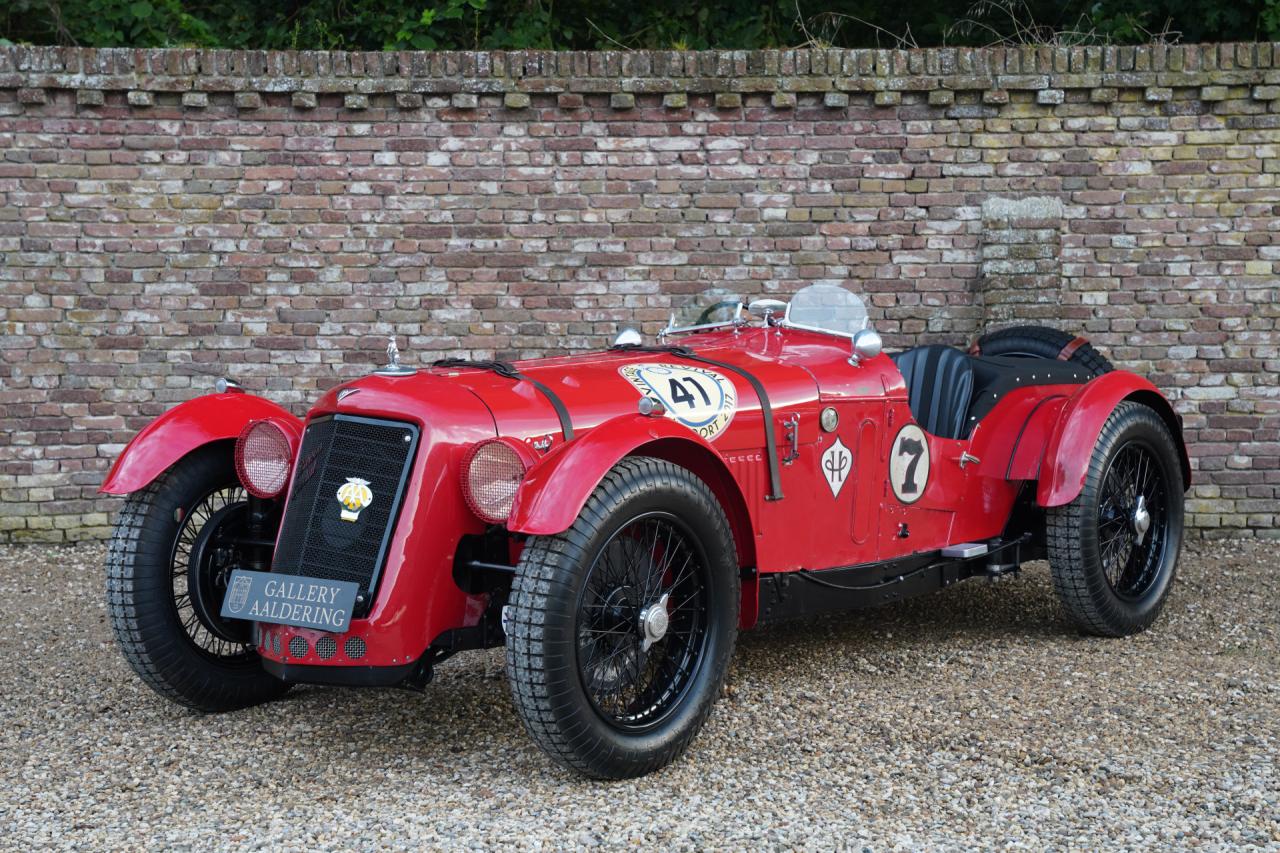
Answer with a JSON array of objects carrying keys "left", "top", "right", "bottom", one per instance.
[
  {"left": 505, "top": 457, "right": 740, "bottom": 779},
  {"left": 106, "top": 443, "right": 290, "bottom": 711},
  {"left": 1046, "top": 402, "right": 1185, "bottom": 637}
]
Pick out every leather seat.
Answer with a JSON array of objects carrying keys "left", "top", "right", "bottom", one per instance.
[{"left": 890, "top": 345, "right": 975, "bottom": 440}]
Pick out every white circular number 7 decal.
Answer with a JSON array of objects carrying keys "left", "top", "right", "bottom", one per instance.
[{"left": 889, "top": 423, "right": 930, "bottom": 504}]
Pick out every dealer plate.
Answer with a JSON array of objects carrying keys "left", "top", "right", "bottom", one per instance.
[{"left": 219, "top": 569, "right": 359, "bottom": 633}]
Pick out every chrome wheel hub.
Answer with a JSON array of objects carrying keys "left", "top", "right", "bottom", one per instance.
[
  {"left": 639, "top": 593, "right": 670, "bottom": 652},
  {"left": 1132, "top": 494, "right": 1151, "bottom": 545}
]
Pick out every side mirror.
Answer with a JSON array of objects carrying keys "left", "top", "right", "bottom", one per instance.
[
  {"left": 613, "top": 327, "right": 643, "bottom": 347},
  {"left": 850, "top": 329, "right": 883, "bottom": 365}
]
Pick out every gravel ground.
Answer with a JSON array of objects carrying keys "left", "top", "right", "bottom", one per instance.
[{"left": 2, "top": 538, "right": 1277, "bottom": 851}]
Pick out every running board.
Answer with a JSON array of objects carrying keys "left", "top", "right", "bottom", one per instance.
[{"left": 756, "top": 535, "right": 1030, "bottom": 624}]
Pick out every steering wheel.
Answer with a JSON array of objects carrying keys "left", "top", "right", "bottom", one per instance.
[{"left": 694, "top": 300, "right": 741, "bottom": 326}]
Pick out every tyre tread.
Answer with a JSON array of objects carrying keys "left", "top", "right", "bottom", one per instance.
[
  {"left": 1046, "top": 401, "right": 1184, "bottom": 637},
  {"left": 505, "top": 456, "right": 738, "bottom": 779},
  {"left": 106, "top": 444, "right": 289, "bottom": 712}
]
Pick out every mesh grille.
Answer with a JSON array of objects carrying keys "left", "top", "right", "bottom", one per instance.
[
  {"left": 315, "top": 636, "right": 337, "bottom": 660},
  {"left": 344, "top": 636, "right": 367, "bottom": 660},
  {"left": 288, "top": 636, "right": 308, "bottom": 658},
  {"left": 272, "top": 415, "right": 418, "bottom": 611},
  {"left": 272, "top": 633, "right": 281, "bottom": 655}
]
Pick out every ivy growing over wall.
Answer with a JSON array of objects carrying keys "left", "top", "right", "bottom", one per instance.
[{"left": 4, "top": 0, "right": 1280, "bottom": 51}]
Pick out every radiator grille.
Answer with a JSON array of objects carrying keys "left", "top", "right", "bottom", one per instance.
[{"left": 271, "top": 414, "right": 419, "bottom": 613}]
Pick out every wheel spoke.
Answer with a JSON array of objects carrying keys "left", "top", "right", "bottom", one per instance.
[
  {"left": 1094, "top": 440, "right": 1170, "bottom": 600},
  {"left": 576, "top": 512, "right": 708, "bottom": 731}
]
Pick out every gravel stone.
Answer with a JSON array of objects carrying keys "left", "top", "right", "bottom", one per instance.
[{"left": 2, "top": 539, "right": 1277, "bottom": 849}]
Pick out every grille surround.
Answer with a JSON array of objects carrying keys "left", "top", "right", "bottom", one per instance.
[{"left": 271, "top": 414, "right": 420, "bottom": 616}]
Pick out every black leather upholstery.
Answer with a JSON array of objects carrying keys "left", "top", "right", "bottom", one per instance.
[
  {"left": 890, "top": 345, "right": 975, "bottom": 440},
  {"left": 891, "top": 347, "right": 1090, "bottom": 440}
]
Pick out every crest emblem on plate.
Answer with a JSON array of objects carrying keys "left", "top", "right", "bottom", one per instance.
[
  {"left": 336, "top": 477, "right": 373, "bottom": 522},
  {"left": 821, "top": 436, "right": 852, "bottom": 498},
  {"left": 619, "top": 363, "right": 738, "bottom": 441},
  {"left": 226, "top": 573, "right": 252, "bottom": 615}
]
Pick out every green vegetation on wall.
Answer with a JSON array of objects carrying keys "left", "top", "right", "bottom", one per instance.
[{"left": 4, "top": 0, "right": 1279, "bottom": 51}]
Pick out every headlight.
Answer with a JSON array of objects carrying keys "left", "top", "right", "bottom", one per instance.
[
  {"left": 234, "top": 419, "right": 297, "bottom": 498},
  {"left": 462, "top": 438, "right": 533, "bottom": 525}
]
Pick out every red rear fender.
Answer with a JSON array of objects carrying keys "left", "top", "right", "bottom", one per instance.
[
  {"left": 100, "top": 393, "right": 300, "bottom": 495},
  {"left": 1036, "top": 372, "right": 1190, "bottom": 507}
]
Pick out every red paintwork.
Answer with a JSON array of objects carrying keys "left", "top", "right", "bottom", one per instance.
[
  {"left": 1035, "top": 372, "right": 1190, "bottom": 507},
  {"left": 100, "top": 393, "right": 300, "bottom": 495},
  {"left": 260, "top": 376, "right": 497, "bottom": 668},
  {"left": 105, "top": 325, "right": 1188, "bottom": 671},
  {"left": 508, "top": 413, "right": 734, "bottom": 535}
]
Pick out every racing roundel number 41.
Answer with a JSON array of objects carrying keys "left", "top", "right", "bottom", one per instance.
[
  {"left": 889, "top": 423, "right": 930, "bottom": 504},
  {"left": 620, "top": 363, "right": 738, "bottom": 441}
]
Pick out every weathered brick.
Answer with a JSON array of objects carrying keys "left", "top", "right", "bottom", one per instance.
[{"left": 0, "top": 42, "right": 1273, "bottom": 540}]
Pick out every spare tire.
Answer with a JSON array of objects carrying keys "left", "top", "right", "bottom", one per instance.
[{"left": 970, "top": 325, "right": 1113, "bottom": 377}]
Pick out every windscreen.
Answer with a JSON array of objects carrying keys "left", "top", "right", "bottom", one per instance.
[
  {"left": 666, "top": 288, "right": 743, "bottom": 333},
  {"left": 785, "top": 283, "right": 869, "bottom": 337}
]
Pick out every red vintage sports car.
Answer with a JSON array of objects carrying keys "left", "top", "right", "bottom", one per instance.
[{"left": 102, "top": 284, "right": 1188, "bottom": 778}]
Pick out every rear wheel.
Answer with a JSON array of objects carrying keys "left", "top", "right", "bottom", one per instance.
[
  {"left": 505, "top": 457, "right": 739, "bottom": 779},
  {"left": 106, "top": 443, "right": 289, "bottom": 711},
  {"left": 972, "top": 325, "right": 1114, "bottom": 377},
  {"left": 1046, "top": 402, "right": 1184, "bottom": 636}
]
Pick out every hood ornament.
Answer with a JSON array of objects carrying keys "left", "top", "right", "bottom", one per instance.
[{"left": 375, "top": 335, "right": 416, "bottom": 377}]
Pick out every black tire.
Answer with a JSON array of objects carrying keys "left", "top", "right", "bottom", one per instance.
[
  {"left": 1046, "top": 402, "right": 1184, "bottom": 637},
  {"left": 973, "top": 324, "right": 1114, "bottom": 377},
  {"left": 106, "top": 443, "right": 290, "bottom": 712},
  {"left": 505, "top": 457, "right": 739, "bottom": 779}
]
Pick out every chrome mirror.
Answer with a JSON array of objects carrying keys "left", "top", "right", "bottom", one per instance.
[{"left": 850, "top": 329, "right": 883, "bottom": 365}]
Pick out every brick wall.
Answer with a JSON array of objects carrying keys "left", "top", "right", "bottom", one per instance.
[{"left": 1, "top": 44, "right": 1277, "bottom": 541}]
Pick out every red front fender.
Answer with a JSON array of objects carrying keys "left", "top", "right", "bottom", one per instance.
[
  {"left": 1036, "top": 372, "right": 1191, "bottom": 507},
  {"left": 100, "top": 392, "right": 300, "bottom": 495},
  {"left": 508, "top": 414, "right": 746, "bottom": 538}
]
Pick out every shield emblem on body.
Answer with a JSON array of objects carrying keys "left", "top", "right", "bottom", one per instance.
[{"left": 226, "top": 573, "right": 253, "bottom": 615}]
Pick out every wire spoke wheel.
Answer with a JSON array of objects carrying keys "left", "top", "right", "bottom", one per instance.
[
  {"left": 1046, "top": 401, "right": 1185, "bottom": 637},
  {"left": 106, "top": 443, "right": 289, "bottom": 712},
  {"left": 576, "top": 513, "right": 709, "bottom": 732},
  {"left": 505, "top": 457, "right": 739, "bottom": 779},
  {"left": 1096, "top": 441, "right": 1168, "bottom": 599},
  {"left": 171, "top": 485, "right": 256, "bottom": 661}
]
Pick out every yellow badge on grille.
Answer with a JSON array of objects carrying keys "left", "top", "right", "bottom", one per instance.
[{"left": 336, "top": 477, "right": 373, "bottom": 522}]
